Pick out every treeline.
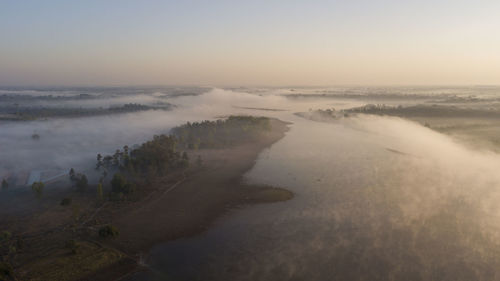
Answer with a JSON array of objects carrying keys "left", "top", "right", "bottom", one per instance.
[
  {"left": 98, "top": 116, "right": 272, "bottom": 175},
  {"left": 342, "top": 104, "right": 500, "bottom": 118},
  {"left": 95, "top": 116, "right": 271, "bottom": 199},
  {"left": 97, "top": 137, "right": 188, "bottom": 178},
  {"left": 171, "top": 115, "right": 271, "bottom": 149},
  {"left": 0, "top": 103, "right": 174, "bottom": 121}
]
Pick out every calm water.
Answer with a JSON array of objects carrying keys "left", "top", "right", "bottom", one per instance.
[
  {"left": 127, "top": 113, "right": 500, "bottom": 281},
  {"left": 5, "top": 87, "right": 500, "bottom": 280}
]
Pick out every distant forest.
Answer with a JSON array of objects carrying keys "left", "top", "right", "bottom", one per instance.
[
  {"left": 0, "top": 103, "right": 174, "bottom": 121},
  {"left": 171, "top": 115, "right": 271, "bottom": 149},
  {"left": 342, "top": 104, "right": 500, "bottom": 118}
]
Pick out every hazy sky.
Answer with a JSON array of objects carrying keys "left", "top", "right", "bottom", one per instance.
[{"left": 1, "top": 0, "right": 499, "bottom": 86}]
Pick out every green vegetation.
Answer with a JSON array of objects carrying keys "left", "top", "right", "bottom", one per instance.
[
  {"left": 0, "top": 231, "right": 11, "bottom": 243},
  {"left": 100, "top": 139, "right": 187, "bottom": 181},
  {"left": 0, "top": 261, "right": 13, "bottom": 280},
  {"left": 342, "top": 104, "right": 500, "bottom": 118},
  {"left": 0, "top": 102, "right": 174, "bottom": 121},
  {"left": 95, "top": 116, "right": 271, "bottom": 199},
  {"left": 21, "top": 241, "right": 124, "bottom": 281},
  {"left": 31, "top": 182, "right": 44, "bottom": 199},
  {"left": 0, "top": 115, "right": 280, "bottom": 281},
  {"left": 60, "top": 198, "right": 72, "bottom": 206},
  {"left": 129, "top": 136, "right": 186, "bottom": 176},
  {"left": 98, "top": 225, "right": 119, "bottom": 239},
  {"left": 110, "top": 173, "right": 135, "bottom": 195},
  {"left": 171, "top": 115, "right": 271, "bottom": 149}
]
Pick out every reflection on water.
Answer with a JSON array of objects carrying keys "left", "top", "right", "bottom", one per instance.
[{"left": 128, "top": 114, "right": 500, "bottom": 281}]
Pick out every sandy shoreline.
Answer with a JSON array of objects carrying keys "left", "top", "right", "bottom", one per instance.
[{"left": 83, "top": 118, "right": 293, "bottom": 280}]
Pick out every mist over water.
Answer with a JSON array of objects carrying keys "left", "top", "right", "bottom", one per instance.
[
  {"left": 129, "top": 107, "right": 500, "bottom": 281},
  {"left": 4, "top": 87, "right": 500, "bottom": 280},
  {"left": 0, "top": 88, "right": 286, "bottom": 175}
]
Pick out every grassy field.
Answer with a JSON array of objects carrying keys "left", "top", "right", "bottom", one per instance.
[{"left": 20, "top": 241, "right": 124, "bottom": 281}]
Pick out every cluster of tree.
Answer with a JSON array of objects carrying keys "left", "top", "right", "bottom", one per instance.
[
  {"left": 69, "top": 168, "right": 88, "bottom": 192},
  {"left": 96, "top": 140, "right": 188, "bottom": 200},
  {"left": 0, "top": 92, "right": 95, "bottom": 102},
  {"left": 108, "top": 103, "right": 160, "bottom": 112},
  {"left": 96, "top": 145, "right": 130, "bottom": 171},
  {"left": 0, "top": 102, "right": 174, "bottom": 121},
  {"left": 98, "top": 137, "right": 189, "bottom": 177},
  {"left": 284, "top": 92, "right": 438, "bottom": 100},
  {"left": 341, "top": 104, "right": 500, "bottom": 118},
  {"left": 171, "top": 115, "right": 271, "bottom": 149},
  {"left": 309, "top": 108, "right": 342, "bottom": 119},
  {"left": 94, "top": 116, "right": 269, "bottom": 200},
  {"left": 110, "top": 173, "right": 135, "bottom": 196}
]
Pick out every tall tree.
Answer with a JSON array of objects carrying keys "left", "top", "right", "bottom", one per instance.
[
  {"left": 69, "top": 168, "right": 75, "bottom": 181},
  {"left": 1, "top": 179, "right": 8, "bottom": 190},
  {"left": 96, "top": 154, "right": 103, "bottom": 170}
]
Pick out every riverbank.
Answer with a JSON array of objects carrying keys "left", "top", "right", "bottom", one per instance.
[
  {"left": 87, "top": 118, "right": 294, "bottom": 280},
  {"left": 2, "top": 118, "right": 293, "bottom": 281}
]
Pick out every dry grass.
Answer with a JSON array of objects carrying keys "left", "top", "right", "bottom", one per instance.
[{"left": 20, "top": 241, "right": 124, "bottom": 281}]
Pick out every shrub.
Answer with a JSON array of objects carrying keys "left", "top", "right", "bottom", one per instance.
[
  {"left": 31, "top": 181, "right": 44, "bottom": 198},
  {"left": 0, "top": 261, "right": 13, "bottom": 279},
  {"left": 109, "top": 192, "right": 125, "bottom": 202},
  {"left": 98, "top": 225, "right": 119, "bottom": 239},
  {"left": 0, "top": 231, "right": 11, "bottom": 242},
  {"left": 65, "top": 239, "right": 80, "bottom": 254},
  {"left": 60, "top": 198, "right": 72, "bottom": 206}
]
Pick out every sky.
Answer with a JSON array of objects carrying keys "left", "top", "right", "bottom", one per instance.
[{"left": 1, "top": 0, "right": 499, "bottom": 86}]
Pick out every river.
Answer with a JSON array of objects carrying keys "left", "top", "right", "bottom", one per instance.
[{"left": 127, "top": 111, "right": 500, "bottom": 281}]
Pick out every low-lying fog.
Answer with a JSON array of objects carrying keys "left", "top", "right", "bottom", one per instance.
[
  {"left": 4, "top": 86, "right": 500, "bottom": 280},
  {"left": 132, "top": 111, "right": 500, "bottom": 281},
  {"left": 1, "top": 87, "right": 365, "bottom": 177},
  {"left": 0, "top": 88, "right": 288, "bottom": 176}
]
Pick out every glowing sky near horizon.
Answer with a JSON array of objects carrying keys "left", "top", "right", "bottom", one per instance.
[{"left": 1, "top": 0, "right": 499, "bottom": 86}]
